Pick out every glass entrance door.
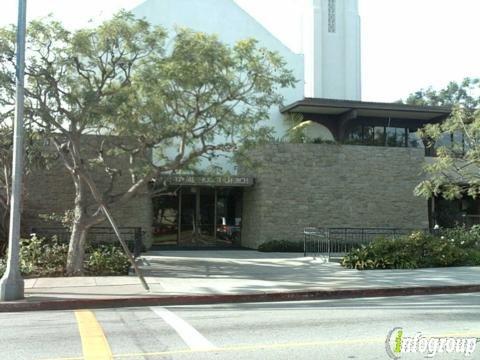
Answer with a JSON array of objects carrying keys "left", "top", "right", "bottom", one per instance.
[
  {"left": 152, "top": 194, "right": 179, "bottom": 246},
  {"left": 152, "top": 186, "right": 243, "bottom": 248},
  {"left": 198, "top": 188, "right": 216, "bottom": 245},
  {"left": 178, "top": 187, "right": 216, "bottom": 246}
]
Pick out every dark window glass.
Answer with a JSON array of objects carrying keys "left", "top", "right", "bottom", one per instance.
[
  {"left": 408, "top": 130, "right": 424, "bottom": 148},
  {"left": 363, "top": 126, "right": 374, "bottom": 145},
  {"left": 436, "top": 133, "right": 453, "bottom": 148},
  {"left": 152, "top": 194, "right": 178, "bottom": 246},
  {"left": 386, "top": 127, "right": 397, "bottom": 147},
  {"left": 345, "top": 125, "right": 424, "bottom": 148},
  {"left": 452, "top": 131, "right": 464, "bottom": 155},
  {"left": 396, "top": 128, "right": 406, "bottom": 147},
  {"left": 347, "top": 125, "right": 362, "bottom": 143},
  {"left": 374, "top": 126, "right": 385, "bottom": 146}
]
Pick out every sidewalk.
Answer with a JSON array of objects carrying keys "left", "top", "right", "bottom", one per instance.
[{"left": 2, "top": 250, "right": 480, "bottom": 311}]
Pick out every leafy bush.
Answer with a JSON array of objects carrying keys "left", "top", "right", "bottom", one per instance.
[
  {"left": 85, "top": 245, "right": 130, "bottom": 276},
  {"left": 341, "top": 238, "right": 419, "bottom": 270},
  {"left": 0, "top": 237, "right": 6, "bottom": 258},
  {"left": 466, "top": 250, "right": 480, "bottom": 266},
  {"left": 0, "top": 257, "right": 5, "bottom": 278},
  {"left": 438, "top": 226, "right": 480, "bottom": 249},
  {"left": 258, "top": 240, "right": 304, "bottom": 252},
  {"left": 342, "top": 228, "right": 480, "bottom": 270},
  {"left": 0, "top": 235, "right": 131, "bottom": 277},
  {"left": 19, "top": 235, "right": 68, "bottom": 277}
]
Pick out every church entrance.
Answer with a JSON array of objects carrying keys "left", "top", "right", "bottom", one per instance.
[{"left": 151, "top": 176, "right": 252, "bottom": 248}]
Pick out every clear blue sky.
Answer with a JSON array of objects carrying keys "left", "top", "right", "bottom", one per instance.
[{"left": 1, "top": 0, "right": 479, "bottom": 102}]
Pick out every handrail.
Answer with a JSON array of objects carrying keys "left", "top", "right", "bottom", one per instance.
[{"left": 303, "top": 227, "right": 422, "bottom": 262}]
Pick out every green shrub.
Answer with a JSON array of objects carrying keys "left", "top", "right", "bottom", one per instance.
[
  {"left": 466, "top": 250, "right": 480, "bottom": 266},
  {"left": 341, "top": 238, "right": 418, "bottom": 270},
  {"left": 438, "top": 226, "right": 480, "bottom": 250},
  {"left": 258, "top": 240, "right": 304, "bottom": 252},
  {"left": 0, "top": 235, "right": 131, "bottom": 277},
  {"left": 19, "top": 235, "right": 68, "bottom": 277},
  {"left": 342, "top": 228, "right": 480, "bottom": 270},
  {"left": 85, "top": 245, "right": 130, "bottom": 276},
  {"left": 340, "top": 245, "right": 376, "bottom": 270},
  {"left": 0, "top": 257, "right": 5, "bottom": 278}
]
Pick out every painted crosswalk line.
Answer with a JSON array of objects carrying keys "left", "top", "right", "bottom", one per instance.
[{"left": 150, "top": 306, "right": 217, "bottom": 351}]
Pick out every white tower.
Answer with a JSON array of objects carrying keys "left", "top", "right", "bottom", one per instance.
[{"left": 303, "top": 0, "right": 361, "bottom": 100}]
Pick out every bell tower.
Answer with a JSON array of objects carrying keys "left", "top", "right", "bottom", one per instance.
[{"left": 303, "top": 0, "right": 361, "bottom": 100}]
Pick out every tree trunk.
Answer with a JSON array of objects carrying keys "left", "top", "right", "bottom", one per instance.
[
  {"left": 66, "top": 175, "right": 89, "bottom": 276},
  {"left": 66, "top": 219, "right": 88, "bottom": 275}
]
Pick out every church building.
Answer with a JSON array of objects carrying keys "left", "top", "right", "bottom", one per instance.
[
  {"left": 26, "top": 0, "right": 458, "bottom": 249},
  {"left": 127, "top": 0, "right": 452, "bottom": 249}
]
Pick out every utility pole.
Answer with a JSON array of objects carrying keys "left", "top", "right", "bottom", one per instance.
[{"left": 0, "top": 0, "right": 27, "bottom": 301}]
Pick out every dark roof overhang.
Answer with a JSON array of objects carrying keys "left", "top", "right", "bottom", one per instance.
[{"left": 280, "top": 98, "right": 452, "bottom": 122}]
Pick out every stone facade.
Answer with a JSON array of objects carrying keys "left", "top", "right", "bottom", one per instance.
[
  {"left": 240, "top": 144, "right": 429, "bottom": 248},
  {"left": 22, "top": 136, "right": 153, "bottom": 248},
  {"left": 21, "top": 140, "right": 430, "bottom": 251}
]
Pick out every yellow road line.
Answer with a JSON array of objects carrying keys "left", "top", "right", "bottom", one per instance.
[
  {"left": 41, "top": 331, "right": 480, "bottom": 360},
  {"left": 74, "top": 310, "right": 113, "bottom": 360}
]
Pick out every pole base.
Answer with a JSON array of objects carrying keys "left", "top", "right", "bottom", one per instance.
[{"left": 0, "top": 272, "right": 24, "bottom": 301}]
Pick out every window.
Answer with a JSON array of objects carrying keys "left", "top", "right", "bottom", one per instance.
[
  {"left": 435, "top": 131, "right": 465, "bottom": 155},
  {"left": 363, "top": 126, "right": 374, "bottom": 145},
  {"left": 386, "top": 127, "right": 406, "bottom": 147},
  {"left": 345, "top": 125, "right": 421, "bottom": 148},
  {"left": 452, "top": 131, "right": 465, "bottom": 155},
  {"left": 374, "top": 126, "right": 385, "bottom": 146},
  {"left": 347, "top": 125, "right": 362, "bottom": 143},
  {"left": 408, "top": 130, "right": 424, "bottom": 148}
]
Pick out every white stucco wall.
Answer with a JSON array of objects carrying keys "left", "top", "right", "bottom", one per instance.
[
  {"left": 133, "top": 0, "right": 304, "bottom": 137},
  {"left": 303, "top": 0, "right": 361, "bottom": 100},
  {"left": 132, "top": 0, "right": 305, "bottom": 173},
  {"left": 132, "top": 0, "right": 361, "bottom": 172},
  {"left": 303, "top": 122, "right": 335, "bottom": 142}
]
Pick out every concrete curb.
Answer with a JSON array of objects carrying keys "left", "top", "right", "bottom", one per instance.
[{"left": 1, "top": 284, "right": 480, "bottom": 313}]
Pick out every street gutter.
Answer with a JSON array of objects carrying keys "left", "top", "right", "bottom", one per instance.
[{"left": 1, "top": 284, "right": 480, "bottom": 312}]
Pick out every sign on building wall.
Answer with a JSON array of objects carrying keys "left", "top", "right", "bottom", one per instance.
[{"left": 157, "top": 175, "right": 254, "bottom": 187}]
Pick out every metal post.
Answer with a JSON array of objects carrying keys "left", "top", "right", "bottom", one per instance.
[
  {"left": 133, "top": 228, "right": 142, "bottom": 258},
  {"left": 327, "top": 229, "right": 331, "bottom": 262},
  {"left": 177, "top": 188, "right": 182, "bottom": 246},
  {"left": 195, "top": 187, "right": 200, "bottom": 244},
  {"left": 213, "top": 188, "right": 217, "bottom": 243},
  {"left": 303, "top": 231, "right": 306, "bottom": 257},
  {"left": 100, "top": 204, "right": 149, "bottom": 291},
  {"left": 0, "top": 0, "right": 27, "bottom": 301}
]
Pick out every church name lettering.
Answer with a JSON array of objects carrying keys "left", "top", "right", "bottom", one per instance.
[{"left": 158, "top": 175, "right": 253, "bottom": 187}]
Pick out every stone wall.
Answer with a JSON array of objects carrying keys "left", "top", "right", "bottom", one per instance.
[
  {"left": 23, "top": 136, "right": 153, "bottom": 248},
  {"left": 240, "top": 144, "right": 429, "bottom": 248}
]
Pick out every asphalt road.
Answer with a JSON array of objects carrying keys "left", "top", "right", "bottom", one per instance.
[{"left": 0, "top": 293, "right": 480, "bottom": 360}]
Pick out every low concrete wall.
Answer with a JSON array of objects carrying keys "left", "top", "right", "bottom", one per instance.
[{"left": 240, "top": 144, "right": 429, "bottom": 248}]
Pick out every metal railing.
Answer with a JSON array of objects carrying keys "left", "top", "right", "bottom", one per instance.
[
  {"left": 303, "top": 227, "right": 421, "bottom": 261},
  {"left": 303, "top": 227, "right": 329, "bottom": 260},
  {"left": 462, "top": 215, "right": 480, "bottom": 228},
  {"left": 31, "top": 226, "right": 145, "bottom": 258}
]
